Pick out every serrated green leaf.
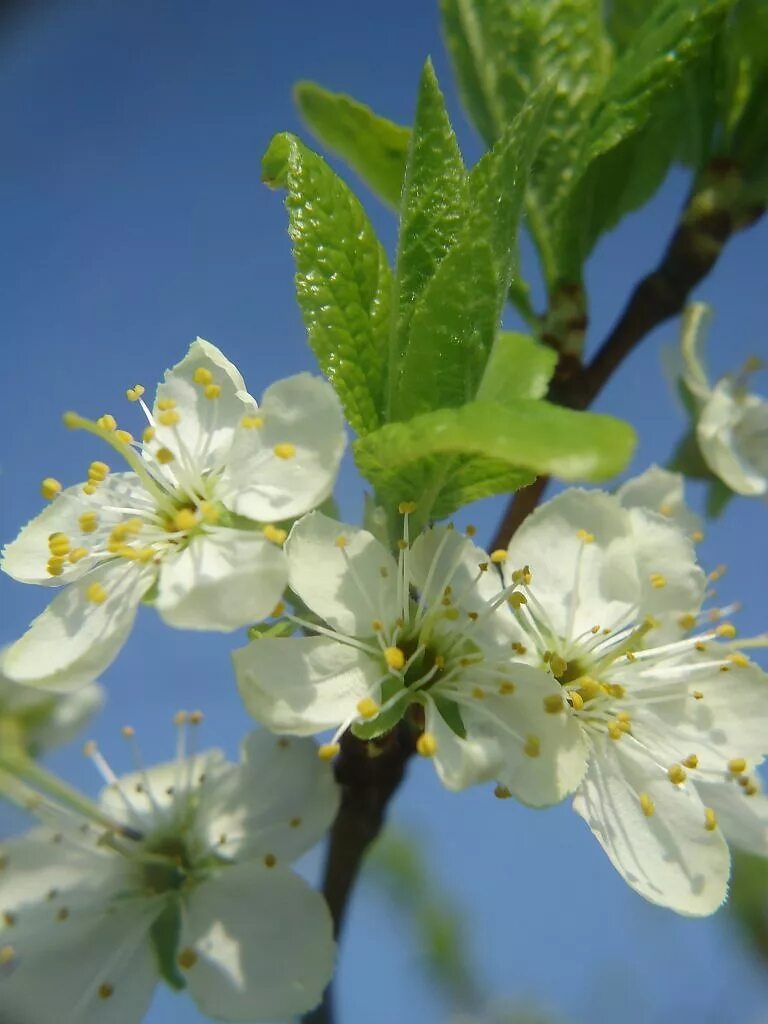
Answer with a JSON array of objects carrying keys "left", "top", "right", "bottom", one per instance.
[
  {"left": 355, "top": 400, "right": 636, "bottom": 523},
  {"left": 391, "top": 93, "right": 550, "bottom": 420},
  {"left": 476, "top": 331, "right": 557, "bottom": 403},
  {"left": 262, "top": 132, "right": 392, "bottom": 436},
  {"left": 293, "top": 81, "right": 410, "bottom": 209}
]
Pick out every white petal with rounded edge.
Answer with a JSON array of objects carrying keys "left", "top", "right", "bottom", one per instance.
[
  {"left": 698, "top": 383, "right": 768, "bottom": 495},
  {"left": 504, "top": 490, "right": 640, "bottom": 641},
  {"left": 234, "top": 635, "right": 382, "bottom": 735},
  {"left": 2, "top": 562, "right": 153, "bottom": 691},
  {"left": 616, "top": 465, "right": 703, "bottom": 539},
  {"left": 180, "top": 862, "right": 335, "bottom": 1021},
  {"left": 286, "top": 512, "right": 399, "bottom": 635},
  {"left": 155, "top": 529, "right": 287, "bottom": 632},
  {"left": 199, "top": 732, "right": 339, "bottom": 863},
  {"left": 152, "top": 337, "right": 256, "bottom": 472},
  {"left": 696, "top": 780, "right": 768, "bottom": 858},
  {"left": 1, "top": 473, "right": 151, "bottom": 586},
  {"left": 426, "top": 701, "right": 503, "bottom": 791},
  {"left": 572, "top": 735, "right": 730, "bottom": 915},
  {"left": 219, "top": 373, "right": 346, "bottom": 522}
]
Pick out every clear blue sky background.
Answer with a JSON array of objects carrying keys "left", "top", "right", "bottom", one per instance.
[{"left": 1, "top": 3, "right": 767, "bottom": 1023}]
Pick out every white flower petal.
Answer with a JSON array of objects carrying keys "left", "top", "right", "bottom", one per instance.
[
  {"left": 234, "top": 635, "right": 381, "bottom": 736},
  {"left": 1, "top": 563, "right": 152, "bottom": 691},
  {"left": 426, "top": 702, "right": 503, "bottom": 791},
  {"left": 286, "top": 512, "right": 399, "bottom": 635},
  {"left": 616, "top": 465, "right": 703, "bottom": 539},
  {"left": 219, "top": 373, "right": 346, "bottom": 522},
  {"left": 199, "top": 731, "right": 339, "bottom": 863},
  {"left": 680, "top": 302, "right": 713, "bottom": 403},
  {"left": 696, "top": 780, "right": 768, "bottom": 858},
  {"left": 572, "top": 736, "right": 730, "bottom": 916},
  {"left": 155, "top": 529, "right": 287, "bottom": 632},
  {"left": 99, "top": 751, "right": 227, "bottom": 826},
  {"left": 1, "top": 473, "right": 149, "bottom": 586},
  {"left": 504, "top": 490, "right": 640, "bottom": 640},
  {"left": 152, "top": 338, "right": 255, "bottom": 471},
  {"left": 698, "top": 382, "right": 768, "bottom": 496},
  {"left": 180, "top": 862, "right": 335, "bottom": 1021}
]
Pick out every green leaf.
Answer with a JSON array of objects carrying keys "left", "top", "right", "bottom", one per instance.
[
  {"left": 355, "top": 400, "right": 636, "bottom": 523},
  {"left": 390, "top": 93, "right": 550, "bottom": 420},
  {"left": 476, "top": 331, "right": 557, "bottom": 403},
  {"left": 604, "top": 0, "right": 664, "bottom": 51},
  {"left": 262, "top": 133, "right": 392, "bottom": 436},
  {"left": 149, "top": 900, "right": 185, "bottom": 992},
  {"left": 293, "top": 81, "right": 410, "bottom": 209},
  {"left": 706, "top": 478, "right": 735, "bottom": 518}
]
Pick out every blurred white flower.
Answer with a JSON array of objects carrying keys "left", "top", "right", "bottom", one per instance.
[
  {"left": 679, "top": 303, "right": 768, "bottom": 496},
  {"left": 616, "top": 464, "right": 704, "bottom": 541},
  {"left": 500, "top": 487, "right": 768, "bottom": 916},
  {"left": 234, "top": 509, "right": 586, "bottom": 801},
  {"left": 0, "top": 726, "right": 338, "bottom": 1022},
  {"left": 1, "top": 339, "right": 345, "bottom": 691}
]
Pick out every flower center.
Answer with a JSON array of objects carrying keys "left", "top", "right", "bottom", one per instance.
[{"left": 140, "top": 834, "right": 195, "bottom": 895}]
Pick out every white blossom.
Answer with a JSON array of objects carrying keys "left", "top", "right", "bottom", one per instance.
[
  {"left": 0, "top": 726, "right": 338, "bottom": 1022},
  {"left": 499, "top": 487, "right": 768, "bottom": 915},
  {"left": 234, "top": 509, "right": 587, "bottom": 802},
  {"left": 1, "top": 339, "right": 346, "bottom": 690},
  {"left": 616, "top": 464, "right": 703, "bottom": 541},
  {"left": 679, "top": 302, "right": 768, "bottom": 496}
]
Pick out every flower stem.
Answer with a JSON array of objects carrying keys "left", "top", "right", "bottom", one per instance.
[{"left": 301, "top": 724, "right": 416, "bottom": 1024}]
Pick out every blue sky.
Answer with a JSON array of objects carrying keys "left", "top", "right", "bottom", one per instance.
[{"left": 1, "top": 2, "right": 767, "bottom": 1022}]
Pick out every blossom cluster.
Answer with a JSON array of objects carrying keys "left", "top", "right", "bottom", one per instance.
[{"left": 1, "top": 339, "right": 766, "bottom": 1022}]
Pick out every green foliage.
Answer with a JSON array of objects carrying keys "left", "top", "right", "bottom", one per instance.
[
  {"left": 605, "top": 0, "right": 663, "bottom": 50},
  {"left": 294, "top": 81, "right": 410, "bottom": 208},
  {"left": 729, "top": 850, "right": 768, "bottom": 964},
  {"left": 476, "top": 332, "right": 558, "bottom": 403},
  {"left": 354, "top": 400, "right": 636, "bottom": 524},
  {"left": 262, "top": 133, "right": 392, "bottom": 436},
  {"left": 149, "top": 901, "right": 185, "bottom": 991}
]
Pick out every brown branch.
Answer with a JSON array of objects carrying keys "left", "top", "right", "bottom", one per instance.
[{"left": 302, "top": 724, "right": 416, "bottom": 1024}]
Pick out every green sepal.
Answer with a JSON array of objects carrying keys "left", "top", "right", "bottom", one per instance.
[
  {"left": 476, "top": 331, "right": 558, "bottom": 404},
  {"left": 351, "top": 691, "right": 413, "bottom": 741},
  {"left": 247, "top": 620, "right": 297, "bottom": 641},
  {"left": 706, "top": 478, "right": 735, "bottom": 519},
  {"left": 432, "top": 695, "right": 467, "bottom": 740},
  {"left": 149, "top": 899, "right": 186, "bottom": 992}
]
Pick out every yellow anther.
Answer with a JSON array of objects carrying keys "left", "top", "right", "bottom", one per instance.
[
  {"left": 204, "top": 383, "right": 221, "bottom": 400},
  {"left": 356, "top": 698, "right": 380, "bottom": 720},
  {"left": 86, "top": 583, "right": 108, "bottom": 605},
  {"left": 625, "top": 651, "right": 637, "bottom": 662},
  {"left": 678, "top": 613, "right": 697, "bottom": 631},
  {"left": 568, "top": 691, "right": 584, "bottom": 711},
  {"left": 603, "top": 683, "right": 626, "bottom": 699},
  {"left": 728, "top": 652, "right": 750, "bottom": 668},
  {"left": 695, "top": 642, "right": 707, "bottom": 652},
  {"left": 471, "top": 687, "right": 486, "bottom": 700},
  {"left": 62, "top": 410, "right": 80, "bottom": 429},
  {"left": 384, "top": 647, "right": 406, "bottom": 671},
  {"left": 334, "top": 535, "right": 348, "bottom": 549},
  {"left": 125, "top": 384, "right": 145, "bottom": 401},
  {"left": 48, "top": 532, "right": 71, "bottom": 556},
  {"left": 240, "top": 415, "right": 264, "bottom": 429},
  {"left": 156, "top": 446, "right": 175, "bottom": 464},
  {"left": 271, "top": 601, "right": 286, "bottom": 618},
  {"left": 41, "top": 477, "right": 62, "bottom": 500},
  {"left": 544, "top": 694, "right": 564, "bottom": 714},
  {"left": 616, "top": 711, "right": 631, "bottom": 724},
  {"left": 115, "top": 430, "right": 134, "bottom": 445},
  {"left": 397, "top": 539, "right": 409, "bottom": 551},
  {"left": 263, "top": 524, "right": 287, "bottom": 546},
  {"left": 708, "top": 564, "right": 727, "bottom": 582},
  {"left": 443, "top": 607, "right": 460, "bottom": 621},
  {"left": 193, "top": 367, "right": 213, "bottom": 386},
  {"left": 273, "top": 443, "right": 296, "bottom": 460},
  {"left": 157, "top": 409, "right": 181, "bottom": 427},
  {"left": 639, "top": 793, "right": 655, "bottom": 817},
  {"left": 667, "top": 764, "right": 687, "bottom": 785},
  {"left": 177, "top": 947, "right": 198, "bottom": 970},
  {"left": 111, "top": 519, "right": 142, "bottom": 541},
  {"left": 172, "top": 508, "right": 199, "bottom": 532},
  {"left": 173, "top": 710, "right": 188, "bottom": 726},
  {"left": 46, "top": 557, "right": 66, "bottom": 577},
  {"left": 157, "top": 398, "right": 177, "bottom": 411},
  {"left": 576, "top": 677, "right": 601, "bottom": 702},
  {"left": 744, "top": 781, "right": 759, "bottom": 797},
  {"left": 489, "top": 549, "right": 507, "bottom": 564},
  {"left": 189, "top": 710, "right": 204, "bottom": 725},
  {"left": 68, "top": 547, "right": 89, "bottom": 564},
  {"left": 508, "top": 592, "right": 527, "bottom": 609},
  {"left": 136, "top": 547, "right": 156, "bottom": 563},
  {"left": 498, "top": 681, "right": 515, "bottom": 695},
  {"left": 96, "top": 414, "right": 117, "bottom": 431},
  {"left": 659, "top": 503, "right": 673, "bottom": 517},
  {"left": 649, "top": 573, "right": 667, "bottom": 589},
  {"left": 683, "top": 754, "right": 699, "bottom": 770},
  {"left": 607, "top": 722, "right": 623, "bottom": 741},
  {"left": 97, "top": 983, "right": 114, "bottom": 1000},
  {"left": 511, "top": 642, "right": 527, "bottom": 655},
  {"left": 692, "top": 690, "right": 704, "bottom": 700},
  {"left": 82, "top": 482, "right": 98, "bottom": 496},
  {"left": 692, "top": 530, "right": 704, "bottom": 543},
  {"left": 434, "top": 655, "right": 446, "bottom": 669},
  {"left": 523, "top": 735, "right": 541, "bottom": 758},
  {"left": 318, "top": 743, "right": 340, "bottom": 762},
  {"left": 88, "top": 461, "right": 110, "bottom": 482},
  {"left": 728, "top": 758, "right": 747, "bottom": 775},
  {"left": 715, "top": 623, "right": 737, "bottom": 639},
  {"left": 398, "top": 501, "right": 417, "bottom": 514},
  {"left": 371, "top": 619, "right": 383, "bottom": 632},
  {"left": 511, "top": 565, "right": 532, "bottom": 585},
  {"left": 416, "top": 732, "right": 438, "bottom": 758},
  {"left": 704, "top": 807, "right": 718, "bottom": 831},
  {"left": 196, "top": 501, "right": 218, "bottom": 524},
  {"left": 121, "top": 725, "right": 135, "bottom": 738},
  {"left": 465, "top": 525, "right": 477, "bottom": 537},
  {"left": 549, "top": 655, "right": 568, "bottom": 679},
  {"left": 142, "top": 426, "right": 156, "bottom": 443},
  {"left": 576, "top": 529, "right": 594, "bottom": 544},
  {"left": 0, "top": 945, "right": 15, "bottom": 965},
  {"left": 494, "top": 784, "right": 512, "bottom": 800}
]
